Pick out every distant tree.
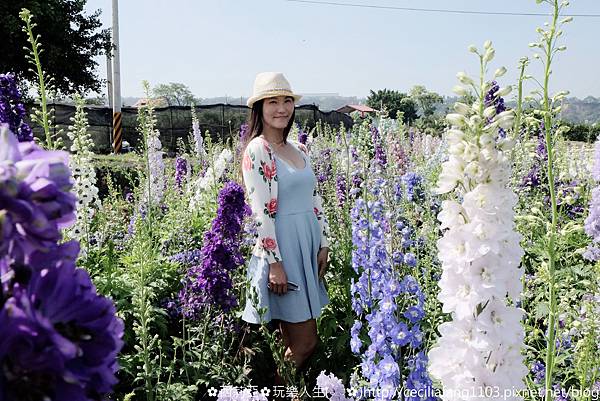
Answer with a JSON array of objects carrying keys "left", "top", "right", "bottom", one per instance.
[
  {"left": 0, "top": 0, "right": 110, "bottom": 95},
  {"left": 410, "top": 85, "right": 443, "bottom": 117},
  {"left": 153, "top": 82, "right": 199, "bottom": 106},
  {"left": 84, "top": 95, "right": 107, "bottom": 106},
  {"left": 366, "top": 89, "right": 418, "bottom": 123}
]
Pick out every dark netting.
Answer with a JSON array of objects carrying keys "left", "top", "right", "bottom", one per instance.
[{"left": 23, "top": 103, "right": 353, "bottom": 154}]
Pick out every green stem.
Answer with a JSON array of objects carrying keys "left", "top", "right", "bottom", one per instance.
[
  {"left": 21, "top": 11, "right": 52, "bottom": 148},
  {"left": 542, "top": 2, "right": 561, "bottom": 400},
  {"left": 514, "top": 60, "right": 528, "bottom": 139}
]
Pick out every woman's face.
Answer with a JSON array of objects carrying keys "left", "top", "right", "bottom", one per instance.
[{"left": 261, "top": 96, "right": 294, "bottom": 131}]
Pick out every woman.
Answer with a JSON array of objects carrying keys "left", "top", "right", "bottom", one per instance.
[{"left": 240, "top": 72, "right": 331, "bottom": 380}]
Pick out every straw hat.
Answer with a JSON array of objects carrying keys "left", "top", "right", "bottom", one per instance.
[{"left": 246, "top": 72, "right": 302, "bottom": 108}]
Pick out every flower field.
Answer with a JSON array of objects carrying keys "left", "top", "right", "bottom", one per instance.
[{"left": 1, "top": 1, "right": 599, "bottom": 401}]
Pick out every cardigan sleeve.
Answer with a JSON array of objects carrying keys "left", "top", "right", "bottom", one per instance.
[
  {"left": 297, "top": 142, "right": 331, "bottom": 248},
  {"left": 242, "top": 138, "right": 282, "bottom": 264}
]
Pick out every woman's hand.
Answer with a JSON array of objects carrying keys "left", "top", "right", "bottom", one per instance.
[
  {"left": 268, "top": 261, "right": 288, "bottom": 295},
  {"left": 318, "top": 247, "right": 329, "bottom": 279}
]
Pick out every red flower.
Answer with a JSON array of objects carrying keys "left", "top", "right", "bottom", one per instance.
[
  {"left": 314, "top": 207, "right": 319, "bottom": 215},
  {"left": 242, "top": 152, "right": 253, "bottom": 171},
  {"left": 262, "top": 160, "right": 277, "bottom": 180},
  {"left": 267, "top": 198, "right": 277, "bottom": 215},
  {"left": 262, "top": 237, "right": 277, "bottom": 251}
]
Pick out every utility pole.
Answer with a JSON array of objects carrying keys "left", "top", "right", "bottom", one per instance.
[
  {"left": 111, "top": 0, "right": 123, "bottom": 153},
  {"left": 106, "top": 54, "right": 114, "bottom": 146},
  {"left": 107, "top": 55, "right": 113, "bottom": 109}
]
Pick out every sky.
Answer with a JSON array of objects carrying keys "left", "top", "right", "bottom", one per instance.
[{"left": 84, "top": 0, "right": 600, "bottom": 100}]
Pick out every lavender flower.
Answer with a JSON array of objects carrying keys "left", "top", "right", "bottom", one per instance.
[
  {"left": 553, "top": 384, "right": 570, "bottom": 401},
  {"left": 402, "top": 172, "right": 424, "bottom": 203},
  {"left": 0, "top": 125, "right": 76, "bottom": 263},
  {"left": 179, "top": 181, "right": 249, "bottom": 316},
  {"left": 521, "top": 166, "right": 541, "bottom": 189},
  {"left": 315, "top": 148, "right": 333, "bottom": 183},
  {"left": 0, "top": 242, "right": 124, "bottom": 400},
  {"left": 239, "top": 122, "right": 249, "bottom": 141},
  {"left": 584, "top": 139, "right": 600, "bottom": 261},
  {"left": 335, "top": 174, "right": 347, "bottom": 207},
  {"left": 0, "top": 73, "right": 33, "bottom": 142},
  {"left": 298, "top": 129, "right": 308, "bottom": 145},
  {"left": 484, "top": 80, "right": 507, "bottom": 138},
  {"left": 350, "top": 173, "right": 432, "bottom": 398},
  {"left": 371, "top": 126, "right": 387, "bottom": 168},
  {"left": 316, "top": 371, "right": 354, "bottom": 401},
  {"left": 169, "top": 248, "right": 202, "bottom": 267},
  {"left": 531, "top": 360, "right": 545, "bottom": 384},
  {"left": 175, "top": 156, "right": 188, "bottom": 190},
  {"left": 0, "top": 125, "right": 123, "bottom": 401}
]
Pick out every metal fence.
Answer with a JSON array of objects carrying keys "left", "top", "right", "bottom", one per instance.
[{"left": 25, "top": 103, "right": 354, "bottom": 154}]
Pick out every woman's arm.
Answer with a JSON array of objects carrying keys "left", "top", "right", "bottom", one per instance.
[
  {"left": 242, "top": 139, "right": 282, "bottom": 264},
  {"left": 297, "top": 142, "right": 331, "bottom": 249}
]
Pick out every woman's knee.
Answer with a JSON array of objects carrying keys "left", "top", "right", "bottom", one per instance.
[{"left": 291, "top": 335, "right": 318, "bottom": 358}]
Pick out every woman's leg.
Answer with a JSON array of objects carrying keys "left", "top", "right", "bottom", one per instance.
[{"left": 279, "top": 318, "right": 318, "bottom": 369}]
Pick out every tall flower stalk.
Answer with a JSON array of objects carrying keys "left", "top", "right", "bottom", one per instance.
[
  {"left": 66, "top": 94, "right": 101, "bottom": 252},
  {"left": 583, "top": 139, "right": 600, "bottom": 261},
  {"left": 179, "top": 181, "right": 248, "bottom": 317},
  {"left": 139, "top": 81, "right": 165, "bottom": 207},
  {"left": 428, "top": 42, "right": 527, "bottom": 399},
  {"left": 349, "top": 132, "right": 433, "bottom": 399},
  {"left": 19, "top": 9, "right": 60, "bottom": 149},
  {"left": 529, "top": 1, "right": 572, "bottom": 396}
]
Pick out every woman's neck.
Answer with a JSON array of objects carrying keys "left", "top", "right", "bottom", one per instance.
[{"left": 261, "top": 126, "right": 285, "bottom": 145}]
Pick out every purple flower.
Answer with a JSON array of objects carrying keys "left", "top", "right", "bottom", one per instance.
[
  {"left": 0, "top": 125, "right": 76, "bottom": 264},
  {"left": 584, "top": 139, "right": 600, "bottom": 261},
  {"left": 371, "top": 126, "right": 387, "bottom": 167},
  {"left": 239, "top": 123, "right": 249, "bottom": 141},
  {"left": 0, "top": 73, "right": 33, "bottom": 142},
  {"left": 531, "top": 360, "right": 545, "bottom": 384},
  {"left": 553, "top": 384, "right": 570, "bottom": 401},
  {"left": 298, "top": 129, "right": 308, "bottom": 145},
  {"left": 350, "top": 174, "right": 432, "bottom": 394},
  {"left": 402, "top": 172, "right": 424, "bottom": 203},
  {"left": 179, "top": 181, "right": 249, "bottom": 316},
  {"left": 484, "top": 80, "right": 507, "bottom": 139},
  {"left": 0, "top": 242, "right": 124, "bottom": 400},
  {"left": 174, "top": 156, "right": 188, "bottom": 190},
  {"left": 404, "top": 352, "right": 437, "bottom": 401},
  {"left": 335, "top": 174, "right": 347, "bottom": 207},
  {"left": 312, "top": 148, "right": 333, "bottom": 184},
  {"left": 521, "top": 166, "right": 541, "bottom": 189},
  {"left": 593, "top": 139, "right": 600, "bottom": 182},
  {"left": 169, "top": 248, "right": 202, "bottom": 267},
  {"left": 0, "top": 126, "right": 123, "bottom": 400}
]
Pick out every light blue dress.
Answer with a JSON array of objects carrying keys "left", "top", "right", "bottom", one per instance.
[{"left": 242, "top": 148, "right": 329, "bottom": 324}]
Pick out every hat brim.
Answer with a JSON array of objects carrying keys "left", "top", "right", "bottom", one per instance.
[{"left": 247, "top": 90, "right": 302, "bottom": 108}]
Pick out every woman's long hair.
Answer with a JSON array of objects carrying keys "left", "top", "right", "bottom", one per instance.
[{"left": 239, "top": 98, "right": 296, "bottom": 181}]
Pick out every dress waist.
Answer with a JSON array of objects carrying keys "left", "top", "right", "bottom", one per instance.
[{"left": 277, "top": 209, "right": 314, "bottom": 217}]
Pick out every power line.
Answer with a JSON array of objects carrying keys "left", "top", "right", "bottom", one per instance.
[{"left": 286, "top": 0, "right": 600, "bottom": 18}]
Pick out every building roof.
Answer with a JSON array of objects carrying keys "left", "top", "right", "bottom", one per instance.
[{"left": 336, "top": 104, "right": 376, "bottom": 114}]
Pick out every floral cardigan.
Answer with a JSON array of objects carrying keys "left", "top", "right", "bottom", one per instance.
[{"left": 241, "top": 136, "right": 330, "bottom": 265}]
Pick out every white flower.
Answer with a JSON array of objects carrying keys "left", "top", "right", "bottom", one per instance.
[
  {"left": 494, "top": 66, "right": 507, "bottom": 78},
  {"left": 436, "top": 156, "right": 465, "bottom": 194},
  {"left": 438, "top": 200, "right": 466, "bottom": 229},
  {"left": 429, "top": 43, "right": 526, "bottom": 400},
  {"left": 192, "top": 120, "right": 207, "bottom": 159},
  {"left": 447, "top": 113, "right": 467, "bottom": 127},
  {"left": 453, "top": 85, "right": 469, "bottom": 96}
]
